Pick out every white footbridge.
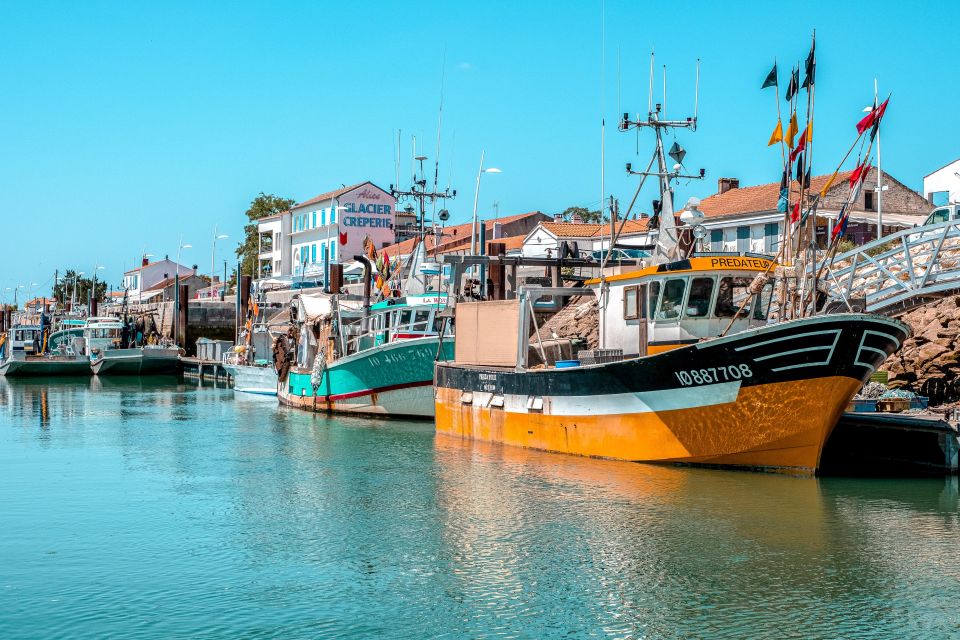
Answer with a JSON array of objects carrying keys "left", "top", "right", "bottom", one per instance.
[{"left": 820, "top": 219, "right": 960, "bottom": 314}]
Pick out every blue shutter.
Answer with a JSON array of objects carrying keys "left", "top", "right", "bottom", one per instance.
[
  {"left": 710, "top": 229, "right": 723, "bottom": 251},
  {"left": 736, "top": 226, "right": 749, "bottom": 252}
]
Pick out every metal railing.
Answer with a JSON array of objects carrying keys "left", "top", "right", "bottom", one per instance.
[{"left": 821, "top": 219, "right": 960, "bottom": 313}]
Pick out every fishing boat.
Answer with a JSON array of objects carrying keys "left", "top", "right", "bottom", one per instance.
[
  {"left": 277, "top": 288, "right": 454, "bottom": 417},
  {"left": 222, "top": 297, "right": 281, "bottom": 396},
  {"left": 0, "top": 320, "right": 91, "bottom": 377},
  {"left": 434, "top": 89, "right": 909, "bottom": 473},
  {"left": 86, "top": 316, "right": 180, "bottom": 375}
]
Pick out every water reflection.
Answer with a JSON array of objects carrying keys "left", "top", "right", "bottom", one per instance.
[{"left": 0, "top": 380, "right": 958, "bottom": 638}]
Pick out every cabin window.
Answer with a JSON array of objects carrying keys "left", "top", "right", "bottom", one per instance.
[
  {"left": 656, "top": 278, "right": 686, "bottom": 320},
  {"left": 623, "top": 286, "right": 639, "bottom": 320},
  {"left": 715, "top": 277, "right": 754, "bottom": 318},
  {"left": 929, "top": 209, "right": 950, "bottom": 225},
  {"left": 753, "top": 282, "right": 775, "bottom": 321},
  {"left": 413, "top": 310, "right": 431, "bottom": 332},
  {"left": 685, "top": 277, "right": 714, "bottom": 317},
  {"left": 399, "top": 310, "right": 412, "bottom": 326},
  {"left": 647, "top": 281, "right": 661, "bottom": 319}
]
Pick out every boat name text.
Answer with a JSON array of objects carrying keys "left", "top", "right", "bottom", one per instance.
[
  {"left": 674, "top": 365, "right": 752, "bottom": 386},
  {"left": 709, "top": 257, "right": 771, "bottom": 270}
]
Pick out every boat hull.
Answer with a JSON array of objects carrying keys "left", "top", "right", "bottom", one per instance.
[
  {"left": 223, "top": 363, "right": 279, "bottom": 396},
  {"left": 435, "top": 313, "right": 910, "bottom": 473},
  {"left": 0, "top": 356, "right": 92, "bottom": 377},
  {"left": 91, "top": 348, "right": 180, "bottom": 375},
  {"left": 279, "top": 336, "right": 454, "bottom": 419}
]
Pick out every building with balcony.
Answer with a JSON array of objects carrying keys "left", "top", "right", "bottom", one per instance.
[{"left": 257, "top": 181, "right": 396, "bottom": 281}]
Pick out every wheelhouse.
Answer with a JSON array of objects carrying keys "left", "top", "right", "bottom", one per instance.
[
  {"left": 588, "top": 255, "right": 776, "bottom": 356},
  {"left": 84, "top": 317, "right": 123, "bottom": 354},
  {"left": 10, "top": 325, "right": 42, "bottom": 354}
]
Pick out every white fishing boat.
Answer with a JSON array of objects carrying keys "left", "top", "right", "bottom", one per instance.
[{"left": 85, "top": 316, "right": 180, "bottom": 376}]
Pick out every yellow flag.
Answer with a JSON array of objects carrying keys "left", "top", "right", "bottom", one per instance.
[
  {"left": 819, "top": 170, "right": 839, "bottom": 197},
  {"left": 785, "top": 111, "right": 799, "bottom": 147},
  {"left": 767, "top": 119, "right": 783, "bottom": 146}
]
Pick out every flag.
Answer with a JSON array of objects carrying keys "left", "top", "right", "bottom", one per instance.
[
  {"left": 832, "top": 203, "right": 850, "bottom": 240},
  {"left": 785, "top": 111, "right": 799, "bottom": 147},
  {"left": 777, "top": 171, "right": 788, "bottom": 213},
  {"left": 849, "top": 160, "right": 870, "bottom": 188},
  {"left": 785, "top": 66, "right": 800, "bottom": 101},
  {"left": 801, "top": 40, "right": 816, "bottom": 89},
  {"left": 819, "top": 171, "right": 839, "bottom": 197},
  {"left": 791, "top": 199, "right": 801, "bottom": 223},
  {"left": 767, "top": 119, "right": 783, "bottom": 146},
  {"left": 803, "top": 167, "right": 811, "bottom": 189},
  {"left": 795, "top": 153, "right": 804, "bottom": 181},
  {"left": 789, "top": 125, "right": 809, "bottom": 162},
  {"left": 856, "top": 97, "right": 890, "bottom": 134},
  {"left": 762, "top": 62, "right": 778, "bottom": 89}
]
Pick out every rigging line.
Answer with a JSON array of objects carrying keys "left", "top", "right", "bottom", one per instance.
[
  {"left": 432, "top": 47, "right": 447, "bottom": 219},
  {"left": 600, "top": 150, "right": 656, "bottom": 273}
]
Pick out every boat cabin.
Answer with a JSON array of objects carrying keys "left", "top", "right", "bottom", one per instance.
[
  {"left": 587, "top": 254, "right": 775, "bottom": 356},
  {"left": 84, "top": 317, "right": 124, "bottom": 355},
  {"left": 9, "top": 325, "right": 42, "bottom": 355}
]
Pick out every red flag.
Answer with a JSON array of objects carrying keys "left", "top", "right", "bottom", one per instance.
[
  {"left": 849, "top": 161, "right": 871, "bottom": 188},
  {"left": 789, "top": 125, "right": 808, "bottom": 162},
  {"left": 856, "top": 98, "right": 889, "bottom": 134},
  {"left": 791, "top": 199, "right": 801, "bottom": 223}
]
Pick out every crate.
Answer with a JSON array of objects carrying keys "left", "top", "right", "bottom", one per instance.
[
  {"left": 909, "top": 396, "right": 930, "bottom": 410},
  {"left": 196, "top": 338, "right": 233, "bottom": 361},
  {"left": 877, "top": 398, "right": 911, "bottom": 413},
  {"left": 847, "top": 399, "right": 877, "bottom": 412},
  {"left": 577, "top": 349, "right": 623, "bottom": 365}
]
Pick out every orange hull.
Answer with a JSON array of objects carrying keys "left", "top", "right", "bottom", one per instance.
[{"left": 435, "top": 376, "right": 861, "bottom": 473}]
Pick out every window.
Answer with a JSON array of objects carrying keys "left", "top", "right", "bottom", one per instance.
[
  {"left": 321, "top": 209, "right": 326, "bottom": 226},
  {"left": 321, "top": 243, "right": 327, "bottom": 261},
  {"left": 710, "top": 229, "right": 723, "bottom": 251},
  {"left": 656, "top": 278, "right": 686, "bottom": 320},
  {"left": 928, "top": 209, "right": 950, "bottom": 225},
  {"left": 647, "top": 281, "right": 661, "bottom": 319},
  {"left": 736, "top": 226, "right": 750, "bottom": 252},
  {"left": 330, "top": 243, "right": 336, "bottom": 261},
  {"left": 685, "top": 277, "right": 714, "bottom": 317},
  {"left": 399, "top": 310, "right": 412, "bottom": 326},
  {"left": 330, "top": 206, "right": 337, "bottom": 223},
  {"left": 764, "top": 223, "right": 779, "bottom": 253},
  {"left": 865, "top": 191, "right": 875, "bottom": 211},
  {"left": 311, "top": 244, "right": 317, "bottom": 263},
  {"left": 753, "top": 282, "right": 774, "bottom": 321},
  {"left": 715, "top": 277, "right": 754, "bottom": 318},
  {"left": 312, "top": 212, "right": 317, "bottom": 228},
  {"left": 623, "top": 286, "right": 639, "bottom": 320}
]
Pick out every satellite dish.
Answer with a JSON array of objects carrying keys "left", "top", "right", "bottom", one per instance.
[
  {"left": 692, "top": 224, "right": 707, "bottom": 240},
  {"left": 438, "top": 209, "right": 450, "bottom": 222}
]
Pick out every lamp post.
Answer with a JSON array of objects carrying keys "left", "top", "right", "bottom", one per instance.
[
  {"left": 469, "top": 150, "right": 502, "bottom": 283},
  {"left": 175, "top": 239, "right": 191, "bottom": 346},
  {"left": 864, "top": 79, "right": 883, "bottom": 239},
  {"left": 211, "top": 227, "right": 229, "bottom": 298},
  {"left": 91, "top": 266, "right": 104, "bottom": 315}
]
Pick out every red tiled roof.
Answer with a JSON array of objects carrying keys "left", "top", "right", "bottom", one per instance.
[
  {"left": 539, "top": 218, "right": 650, "bottom": 238},
  {"left": 699, "top": 172, "right": 853, "bottom": 219},
  {"left": 293, "top": 182, "right": 381, "bottom": 210}
]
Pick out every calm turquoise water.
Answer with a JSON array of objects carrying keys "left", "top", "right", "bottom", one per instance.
[{"left": 1, "top": 377, "right": 959, "bottom": 639}]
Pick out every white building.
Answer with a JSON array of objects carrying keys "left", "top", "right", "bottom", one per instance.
[
  {"left": 122, "top": 257, "right": 196, "bottom": 302},
  {"left": 257, "top": 182, "right": 396, "bottom": 281},
  {"left": 923, "top": 159, "right": 960, "bottom": 205},
  {"left": 521, "top": 219, "right": 653, "bottom": 258}
]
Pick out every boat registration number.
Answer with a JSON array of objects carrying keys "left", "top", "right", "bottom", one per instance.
[{"left": 674, "top": 365, "right": 753, "bottom": 386}]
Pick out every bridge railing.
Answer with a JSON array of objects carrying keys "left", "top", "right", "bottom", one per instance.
[{"left": 821, "top": 219, "right": 960, "bottom": 313}]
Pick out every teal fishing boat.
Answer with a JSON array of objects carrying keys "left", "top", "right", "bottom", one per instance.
[
  {"left": 277, "top": 290, "right": 453, "bottom": 418},
  {"left": 0, "top": 319, "right": 91, "bottom": 377}
]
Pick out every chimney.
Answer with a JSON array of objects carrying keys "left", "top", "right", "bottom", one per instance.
[
  {"left": 718, "top": 177, "right": 740, "bottom": 194},
  {"left": 554, "top": 213, "right": 563, "bottom": 222},
  {"left": 142, "top": 255, "right": 149, "bottom": 267},
  {"left": 572, "top": 214, "right": 583, "bottom": 224}
]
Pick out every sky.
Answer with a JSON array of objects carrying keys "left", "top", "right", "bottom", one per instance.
[{"left": 1, "top": 0, "right": 958, "bottom": 302}]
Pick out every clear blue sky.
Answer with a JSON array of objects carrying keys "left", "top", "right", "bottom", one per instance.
[{"left": 1, "top": 0, "right": 958, "bottom": 301}]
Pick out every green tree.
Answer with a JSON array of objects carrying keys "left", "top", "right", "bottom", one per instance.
[
  {"left": 53, "top": 270, "right": 108, "bottom": 307},
  {"left": 236, "top": 192, "right": 296, "bottom": 278},
  {"left": 560, "top": 206, "right": 606, "bottom": 223}
]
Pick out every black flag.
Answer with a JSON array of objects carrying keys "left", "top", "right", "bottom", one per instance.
[
  {"left": 795, "top": 153, "right": 805, "bottom": 182},
  {"left": 801, "top": 41, "right": 816, "bottom": 89},
  {"left": 785, "top": 66, "right": 800, "bottom": 101},
  {"left": 762, "top": 62, "right": 777, "bottom": 89}
]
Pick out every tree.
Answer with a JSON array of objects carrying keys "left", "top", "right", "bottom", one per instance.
[
  {"left": 52, "top": 270, "right": 108, "bottom": 307},
  {"left": 560, "top": 206, "right": 606, "bottom": 223},
  {"left": 236, "top": 192, "right": 296, "bottom": 278}
]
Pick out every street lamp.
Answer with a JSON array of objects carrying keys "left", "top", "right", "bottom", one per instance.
[
  {"left": 211, "top": 227, "right": 229, "bottom": 298},
  {"left": 470, "top": 150, "right": 502, "bottom": 288}
]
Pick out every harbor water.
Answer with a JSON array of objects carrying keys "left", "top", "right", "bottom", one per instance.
[{"left": 1, "top": 378, "right": 959, "bottom": 638}]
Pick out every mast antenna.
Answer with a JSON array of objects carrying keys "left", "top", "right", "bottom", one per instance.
[
  {"left": 648, "top": 49, "right": 655, "bottom": 114},
  {"left": 694, "top": 58, "right": 700, "bottom": 129},
  {"left": 663, "top": 64, "right": 667, "bottom": 121}
]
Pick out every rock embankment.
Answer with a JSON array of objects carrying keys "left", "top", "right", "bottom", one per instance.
[{"left": 883, "top": 295, "right": 960, "bottom": 403}]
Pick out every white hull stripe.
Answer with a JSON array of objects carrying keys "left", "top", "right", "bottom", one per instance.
[{"left": 459, "top": 382, "right": 742, "bottom": 417}]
